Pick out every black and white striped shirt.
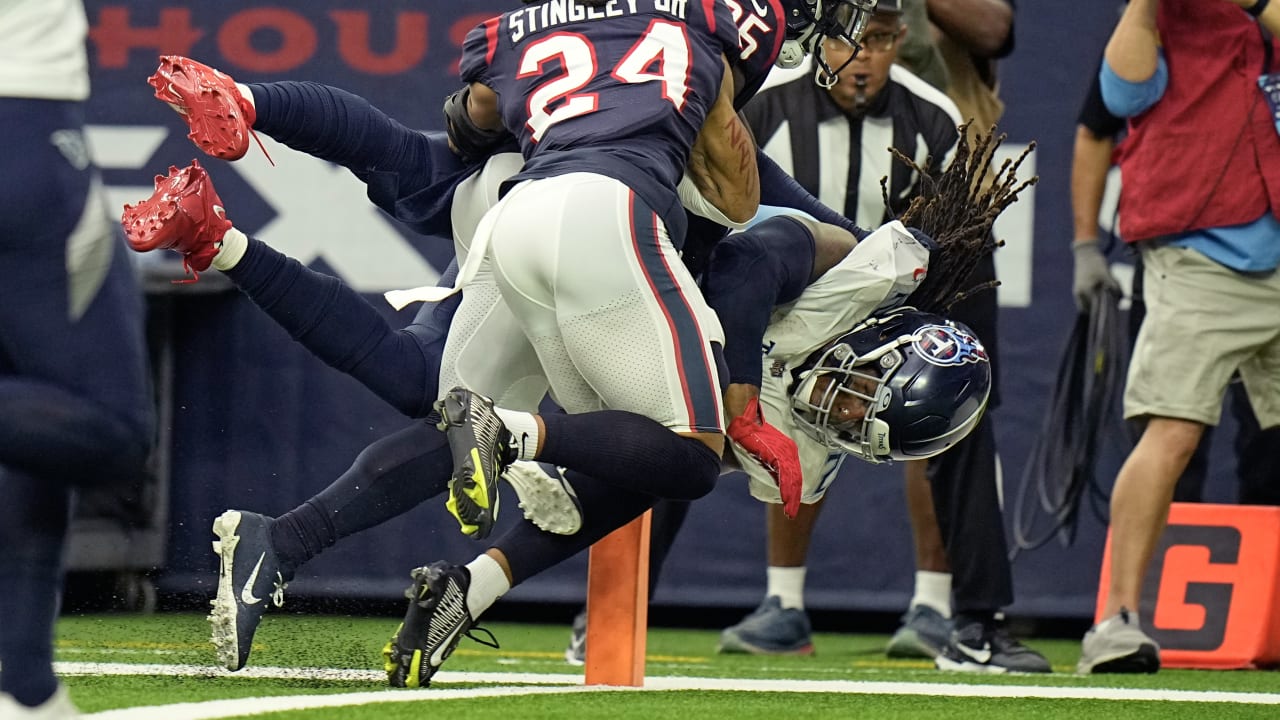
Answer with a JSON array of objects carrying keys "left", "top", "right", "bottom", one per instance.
[{"left": 742, "top": 64, "right": 962, "bottom": 229}]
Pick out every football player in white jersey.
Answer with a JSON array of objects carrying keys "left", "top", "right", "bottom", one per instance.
[{"left": 392, "top": 120, "right": 1036, "bottom": 683}]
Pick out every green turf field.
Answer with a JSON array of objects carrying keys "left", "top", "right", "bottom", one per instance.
[{"left": 54, "top": 612, "right": 1280, "bottom": 718}]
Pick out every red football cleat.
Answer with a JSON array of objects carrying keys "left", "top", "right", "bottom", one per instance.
[
  {"left": 121, "top": 159, "right": 232, "bottom": 280},
  {"left": 149, "top": 55, "right": 270, "bottom": 163}
]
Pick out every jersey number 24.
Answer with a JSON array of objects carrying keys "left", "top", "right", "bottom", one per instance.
[{"left": 518, "top": 20, "right": 693, "bottom": 142}]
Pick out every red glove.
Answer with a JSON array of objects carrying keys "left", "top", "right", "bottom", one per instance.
[{"left": 727, "top": 397, "right": 803, "bottom": 519}]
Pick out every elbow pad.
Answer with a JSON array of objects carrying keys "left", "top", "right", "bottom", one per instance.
[
  {"left": 678, "top": 174, "right": 753, "bottom": 231},
  {"left": 443, "top": 86, "right": 509, "bottom": 164}
]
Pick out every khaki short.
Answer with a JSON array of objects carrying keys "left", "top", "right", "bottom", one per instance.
[{"left": 1125, "top": 244, "right": 1280, "bottom": 428}]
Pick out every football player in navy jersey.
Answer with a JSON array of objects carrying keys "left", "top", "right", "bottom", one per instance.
[
  {"left": 377, "top": 0, "right": 893, "bottom": 688},
  {"left": 393, "top": 12, "right": 766, "bottom": 687},
  {"left": 420, "top": 0, "right": 885, "bottom": 552},
  {"left": 426, "top": 0, "right": 885, "bottom": 543},
  {"left": 123, "top": 0, "right": 883, "bottom": 682},
  {"left": 124, "top": 66, "right": 564, "bottom": 673}
]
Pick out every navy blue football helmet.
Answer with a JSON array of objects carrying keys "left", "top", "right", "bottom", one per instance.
[
  {"left": 777, "top": 0, "right": 878, "bottom": 80},
  {"left": 789, "top": 308, "right": 991, "bottom": 464}
]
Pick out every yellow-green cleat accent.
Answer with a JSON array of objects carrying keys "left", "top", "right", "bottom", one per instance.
[
  {"left": 434, "top": 387, "right": 516, "bottom": 539},
  {"left": 381, "top": 624, "right": 423, "bottom": 689},
  {"left": 444, "top": 479, "right": 482, "bottom": 537},
  {"left": 384, "top": 562, "right": 498, "bottom": 688}
]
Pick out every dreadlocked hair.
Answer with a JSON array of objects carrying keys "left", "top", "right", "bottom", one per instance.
[{"left": 883, "top": 122, "right": 1037, "bottom": 314}]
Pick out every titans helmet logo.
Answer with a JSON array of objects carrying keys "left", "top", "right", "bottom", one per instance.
[{"left": 912, "top": 324, "right": 989, "bottom": 367}]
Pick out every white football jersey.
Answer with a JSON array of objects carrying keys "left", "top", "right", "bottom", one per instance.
[
  {"left": 735, "top": 220, "right": 932, "bottom": 503},
  {"left": 0, "top": 0, "right": 91, "bottom": 101},
  {"left": 763, "top": 220, "right": 930, "bottom": 365}
]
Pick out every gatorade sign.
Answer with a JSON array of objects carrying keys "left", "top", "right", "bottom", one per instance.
[{"left": 1095, "top": 503, "right": 1280, "bottom": 669}]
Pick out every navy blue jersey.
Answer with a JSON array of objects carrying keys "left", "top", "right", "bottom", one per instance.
[
  {"left": 721, "top": 0, "right": 786, "bottom": 108},
  {"left": 461, "top": 0, "right": 739, "bottom": 224}
]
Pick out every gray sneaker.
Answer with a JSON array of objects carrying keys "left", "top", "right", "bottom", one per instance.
[
  {"left": 718, "top": 596, "right": 814, "bottom": 655},
  {"left": 1077, "top": 608, "right": 1160, "bottom": 674},
  {"left": 564, "top": 608, "right": 587, "bottom": 665},
  {"left": 886, "top": 605, "right": 952, "bottom": 659}
]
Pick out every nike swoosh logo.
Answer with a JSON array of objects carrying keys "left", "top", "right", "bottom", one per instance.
[
  {"left": 429, "top": 623, "right": 464, "bottom": 668},
  {"left": 749, "top": 0, "right": 770, "bottom": 16},
  {"left": 240, "top": 552, "right": 266, "bottom": 606},
  {"left": 956, "top": 641, "right": 993, "bottom": 664},
  {"left": 164, "top": 83, "right": 191, "bottom": 114}
]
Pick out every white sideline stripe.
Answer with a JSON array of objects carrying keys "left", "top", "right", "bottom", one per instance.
[
  {"left": 61, "top": 662, "right": 1280, "bottom": 719},
  {"left": 83, "top": 685, "right": 607, "bottom": 720},
  {"left": 644, "top": 676, "right": 1280, "bottom": 703},
  {"left": 56, "top": 662, "right": 582, "bottom": 685}
]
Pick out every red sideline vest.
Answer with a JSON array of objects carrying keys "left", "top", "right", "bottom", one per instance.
[{"left": 1117, "top": 1, "right": 1280, "bottom": 243}]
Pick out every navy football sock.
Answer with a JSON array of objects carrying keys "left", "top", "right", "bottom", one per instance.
[
  {"left": 0, "top": 470, "right": 68, "bottom": 707},
  {"left": 270, "top": 422, "right": 452, "bottom": 570},
  {"left": 495, "top": 469, "right": 657, "bottom": 586},
  {"left": 648, "top": 499, "right": 691, "bottom": 594},
  {"left": 538, "top": 411, "right": 720, "bottom": 500},
  {"left": 225, "top": 239, "right": 442, "bottom": 418}
]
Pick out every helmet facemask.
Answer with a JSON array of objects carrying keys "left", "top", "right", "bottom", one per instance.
[
  {"left": 778, "top": 0, "right": 878, "bottom": 88},
  {"left": 789, "top": 309, "right": 992, "bottom": 465},
  {"left": 790, "top": 340, "right": 902, "bottom": 463}
]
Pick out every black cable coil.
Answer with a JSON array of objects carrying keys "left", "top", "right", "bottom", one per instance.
[{"left": 1009, "top": 286, "right": 1131, "bottom": 560}]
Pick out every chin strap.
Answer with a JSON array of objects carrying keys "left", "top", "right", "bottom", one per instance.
[{"left": 812, "top": 41, "right": 861, "bottom": 89}]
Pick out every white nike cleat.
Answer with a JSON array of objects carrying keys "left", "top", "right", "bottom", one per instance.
[
  {"left": 503, "top": 461, "right": 583, "bottom": 535},
  {"left": 208, "top": 509, "right": 290, "bottom": 671}
]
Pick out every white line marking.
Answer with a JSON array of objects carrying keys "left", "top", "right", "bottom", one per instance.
[
  {"left": 645, "top": 676, "right": 1280, "bottom": 703},
  {"left": 83, "top": 685, "right": 609, "bottom": 720},
  {"left": 57, "top": 661, "right": 585, "bottom": 685},
  {"left": 61, "top": 661, "right": 1280, "bottom": 719}
]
